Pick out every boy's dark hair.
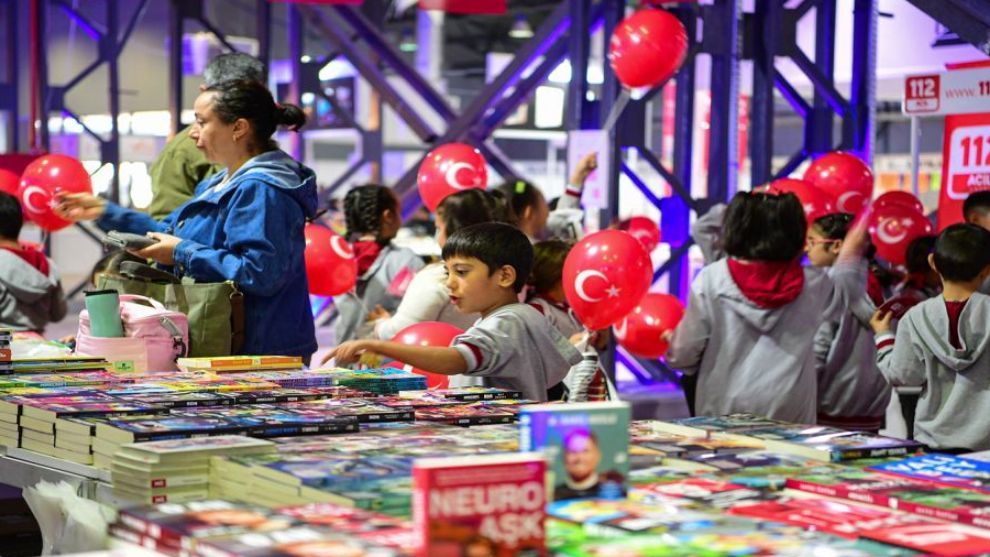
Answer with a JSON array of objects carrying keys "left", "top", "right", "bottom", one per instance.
[
  {"left": 529, "top": 240, "right": 572, "bottom": 296},
  {"left": 437, "top": 189, "right": 497, "bottom": 238},
  {"left": 904, "top": 234, "right": 937, "bottom": 275},
  {"left": 812, "top": 212, "right": 854, "bottom": 240},
  {"left": 723, "top": 191, "right": 806, "bottom": 261},
  {"left": 442, "top": 222, "right": 533, "bottom": 292},
  {"left": 932, "top": 224, "right": 990, "bottom": 282},
  {"left": 963, "top": 191, "right": 990, "bottom": 222},
  {"left": 343, "top": 184, "right": 398, "bottom": 242},
  {"left": 0, "top": 191, "right": 23, "bottom": 240}
]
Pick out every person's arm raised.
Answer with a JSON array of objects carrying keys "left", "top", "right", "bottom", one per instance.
[{"left": 320, "top": 339, "right": 468, "bottom": 374}]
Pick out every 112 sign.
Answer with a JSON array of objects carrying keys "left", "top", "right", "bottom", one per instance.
[{"left": 947, "top": 124, "right": 990, "bottom": 200}]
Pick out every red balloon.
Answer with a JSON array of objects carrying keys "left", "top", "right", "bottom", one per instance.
[
  {"left": 17, "top": 154, "right": 92, "bottom": 232},
  {"left": 614, "top": 293, "right": 685, "bottom": 358},
  {"left": 874, "top": 190, "right": 924, "bottom": 215},
  {"left": 304, "top": 224, "right": 358, "bottom": 296},
  {"left": 608, "top": 9, "right": 688, "bottom": 90},
  {"left": 417, "top": 143, "right": 487, "bottom": 212},
  {"left": 767, "top": 178, "right": 838, "bottom": 224},
  {"left": 0, "top": 169, "right": 19, "bottom": 196},
  {"left": 802, "top": 152, "right": 874, "bottom": 215},
  {"left": 618, "top": 216, "right": 661, "bottom": 252},
  {"left": 391, "top": 321, "right": 465, "bottom": 389},
  {"left": 868, "top": 204, "right": 933, "bottom": 267},
  {"left": 563, "top": 230, "right": 653, "bottom": 330}
]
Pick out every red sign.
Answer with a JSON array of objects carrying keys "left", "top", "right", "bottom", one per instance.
[
  {"left": 904, "top": 74, "right": 940, "bottom": 114},
  {"left": 937, "top": 112, "right": 990, "bottom": 230}
]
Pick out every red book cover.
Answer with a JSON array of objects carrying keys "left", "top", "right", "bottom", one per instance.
[
  {"left": 728, "top": 497, "right": 930, "bottom": 539},
  {"left": 864, "top": 522, "right": 990, "bottom": 556},
  {"left": 412, "top": 453, "right": 547, "bottom": 557},
  {"left": 787, "top": 471, "right": 990, "bottom": 528},
  {"left": 118, "top": 500, "right": 296, "bottom": 550}
]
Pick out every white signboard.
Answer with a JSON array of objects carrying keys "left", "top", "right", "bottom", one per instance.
[{"left": 903, "top": 67, "right": 990, "bottom": 116}]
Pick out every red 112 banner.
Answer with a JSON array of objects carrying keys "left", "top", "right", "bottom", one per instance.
[{"left": 938, "top": 112, "right": 990, "bottom": 231}]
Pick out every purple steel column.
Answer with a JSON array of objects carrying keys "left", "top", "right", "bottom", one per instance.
[
  {"left": 0, "top": 0, "right": 17, "bottom": 150},
  {"left": 843, "top": 0, "right": 877, "bottom": 163},
  {"left": 750, "top": 0, "right": 782, "bottom": 188},
  {"left": 168, "top": 0, "right": 183, "bottom": 137}
]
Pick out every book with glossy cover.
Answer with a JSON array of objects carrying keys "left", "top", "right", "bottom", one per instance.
[
  {"left": 869, "top": 454, "right": 990, "bottom": 494},
  {"left": 519, "top": 402, "right": 630, "bottom": 501},
  {"left": 741, "top": 426, "right": 923, "bottom": 462},
  {"left": 195, "top": 526, "right": 401, "bottom": 557},
  {"left": 650, "top": 414, "right": 792, "bottom": 438},
  {"left": 118, "top": 500, "right": 297, "bottom": 550},
  {"left": 412, "top": 453, "right": 547, "bottom": 557},
  {"left": 176, "top": 355, "right": 303, "bottom": 372},
  {"left": 862, "top": 522, "right": 990, "bottom": 555},
  {"left": 116, "top": 435, "right": 274, "bottom": 463},
  {"left": 632, "top": 478, "right": 772, "bottom": 510},
  {"left": 786, "top": 469, "right": 990, "bottom": 528},
  {"left": 728, "top": 497, "right": 930, "bottom": 539}
]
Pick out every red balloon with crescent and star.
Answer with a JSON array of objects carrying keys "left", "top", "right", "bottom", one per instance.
[
  {"left": 417, "top": 143, "right": 487, "bottom": 212},
  {"left": 563, "top": 229, "right": 653, "bottom": 330},
  {"left": 867, "top": 204, "right": 933, "bottom": 267},
  {"left": 17, "top": 154, "right": 92, "bottom": 232},
  {"left": 304, "top": 223, "right": 358, "bottom": 296}
]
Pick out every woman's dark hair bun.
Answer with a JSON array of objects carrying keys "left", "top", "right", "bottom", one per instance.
[{"left": 276, "top": 103, "right": 306, "bottom": 132}]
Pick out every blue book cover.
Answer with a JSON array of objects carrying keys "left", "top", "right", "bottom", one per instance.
[
  {"left": 869, "top": 454, "right": 990, "bottom": 493},
  {"left": 519, "top": 401, "right": 630, "bottom": 501}
]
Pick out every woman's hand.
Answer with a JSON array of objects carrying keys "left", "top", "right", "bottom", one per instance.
[
  {"left": 133, "top": 233, "right": 181, "bottom": 266},
  {"left": 55, "top": 193, "right": 106, "bottom": 221}
]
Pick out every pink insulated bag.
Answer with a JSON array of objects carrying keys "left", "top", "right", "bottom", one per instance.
[{"left": 76, "top": 294, "right": 189, "bottom": 372}]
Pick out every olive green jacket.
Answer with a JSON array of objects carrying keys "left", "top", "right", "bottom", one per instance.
[{"left": 147, "top": 126, "right": 221, "bottom": 220}]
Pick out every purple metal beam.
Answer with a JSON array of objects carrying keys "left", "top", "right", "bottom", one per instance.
[
  {"left": 634, "top": 146, "right": 700, "bottom": 213},
  {"left": 54, "top": 0, "right": 103, "bottom": 41},
  {"left": 620, "top": 161, "right": 664, "bottom": 209},
  {"left": 774, "top": 73, "right": 810, "bottom": 118},
  {"left": 791, "top": 48, "right": 849, "bottom": 116},
  {"left": 774, "top": 148, "right": 809, "bottom": 181}
]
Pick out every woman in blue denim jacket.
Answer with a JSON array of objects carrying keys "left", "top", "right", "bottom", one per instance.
[{"left": 57, "top": 80, "right": 318, "bottom": 359}]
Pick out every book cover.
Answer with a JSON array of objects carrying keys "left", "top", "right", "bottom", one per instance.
[
  {"left": 195, "top": 526, "right": 401, "bottom": 557},
  {"left": 742, "top": 426, "right": 923, "bottom": 462},
  {"left": 176, "top": 355, "right": 303, "bottom": 372},
  {"left": 787, "top": 469, "right": 990, "bottom": 528},
  {"left": 869, "top": 454, "right": 990, "bottom": 494},
  {"left": 118, "top": 391, "right": 235, "bottom": 408},
  {"left": 95, "top": 415, "right": 246, "bottom": 443},
  {"left": 414, "top": 404, "right": 515, "bottom": 426},
  {"left": 651, "top": 414, "right": 791, "bottom": 438},
  {"left": 632, "top": 477, "right": 772, "bottom": 510},
  {"left": 116, "top": 435, "right": 274, "bottom": 463},
  {"left": 519, "top": 402, "right": 630, "bottom": 501},
  {"left": 277, "top": 502, "right": 411, "bottom": 536},
  {"left": 728, "top": 497, "right": 930, "bottom": 539},
  {"left": 118, "top": 500, "right": 297, "bottom": 550},
  {"left": 863, "top": 522, "right": 990, "bottom": 555},
  {"left": 412, "top": 453, "right": 547, "bottom": 557}
]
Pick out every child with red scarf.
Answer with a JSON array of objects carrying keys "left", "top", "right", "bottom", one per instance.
[
  {"left": 806, "top": 213, "right": 890, "bottom": 432},
  {"left": 332, "top": 185, "right": 424, "bottom": 344},
  {"left": 0, "top": 192, "right": 67, "bottom": 334},
  {"left": 666, "top": 192, "right": 868, "bottom": 423}
]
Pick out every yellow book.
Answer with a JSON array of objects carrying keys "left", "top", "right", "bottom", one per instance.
[{"left": 176, "top": 355, "right": 303, "bottom": 372}]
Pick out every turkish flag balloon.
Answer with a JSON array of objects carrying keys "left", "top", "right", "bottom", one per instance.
[
  {"left": 768, "top": 178, "right": 838, "bottom": 224},
  {"left": 874, "top": 190, "right": 924, "bottom": 215},
  {"left": 304, "top": 224, "right": 358, "bottom": 296},
  {"left": 618, "top": 216, "right": 661, "bottom": 252},
  {"left": 417, "top": 143, "right": 487, "bottom": 212},
  {"left": 18, "top": 154, "right": 92, "bottom": 232},
  {"left": 563, "top": 230, "right": 653, "bottom": 330},
  {"left": 0, "top": 169, "right": 19, "bottom": 196},
  {"left": 608, "top": 9, "right": 688, "bottom": 90},
  {"left": 802, "top": 152, "right": 874, "bottom": 215},
  {"left": 392, "top": 321, "right": 464, "bottom": 389},
  {"left": 868, "top": 204, "right": 933, "bottom": 267},
  {"left": 614, "top": 293, "right": 685, "bottom": 358}
]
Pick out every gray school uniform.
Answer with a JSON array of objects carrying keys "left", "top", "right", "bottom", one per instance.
[
  {"left": 451, "top": 303, "right": 582, "bottom": 402},
  {"left": 814, "top": 269, "right": 891, "bottom": 426},
  {"left": 528, "top": 295, "right": 584, "bottom": 340},
  {"left": 875, "top": 294, "right": 990, "bottom": 451},
  {"left": 666, "top": 257, "right": 866, "bottom": 423},
  {"left": 333, "top": 244, "right": 424, "bottom": 344}
]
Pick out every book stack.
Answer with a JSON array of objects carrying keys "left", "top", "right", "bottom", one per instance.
[
  {"left": 276, "top": 502, "right": 413, "bottom": 553},
  {"left": 176, "top": 355, "right": 304, "bottom": 373},
  {"left": 0, "top": 329, "right": 11, "bottom": 373},
  {"left": 111, "top": 435, "right": 275, "bottom": 505},
  {"left": 322, "top": 368, "right": 428, "bottom": 395},
  {"left": 112, "top": 499, "right": 298, "bottom": 555},
  {"left": 413, "top": 403, "right": 516, "bottom": 426},
  {"left": 6, "top": 393, "right": 165, "bottom": 464},
  {"left": 398, "top": 386, "right": 523, "bottom": 402},
  {"left": 520, "top": 401, "right": 631, "bottom": 501},
  {"left": 195, "top": 525, "right": 403, "bottom": 557},
  {"left": 412, "top": 452, "right": 548, "bottom": 557}
]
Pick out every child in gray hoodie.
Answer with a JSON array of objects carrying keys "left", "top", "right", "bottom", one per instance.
[
  {"left": 667, "top": 192, "right": 868, "bottom": 423},
  {"left": 872, "top": 223, "right": 990, "bottom": 452},
  {"left": 0, "top": 192, "right": 67, "bottom": 334}
]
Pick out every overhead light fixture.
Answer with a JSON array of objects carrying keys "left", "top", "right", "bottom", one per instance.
[
  {"left": 509, "top": 14, "right": 533, "bottom": 39},
  {"left": 399, "top": 28, "right": 417, "bottom": 52}
]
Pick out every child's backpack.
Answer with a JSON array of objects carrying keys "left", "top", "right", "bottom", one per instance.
[{"left": 76, "top": 295, "right": 189, "bottom": 373}]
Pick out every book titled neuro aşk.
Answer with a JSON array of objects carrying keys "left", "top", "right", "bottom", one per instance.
[
  {"left": 519, "top": 401, "right": 630, "bottom": 501},
  {"left": 412, "top": 453, "right": 547, "bottom": 557}
]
